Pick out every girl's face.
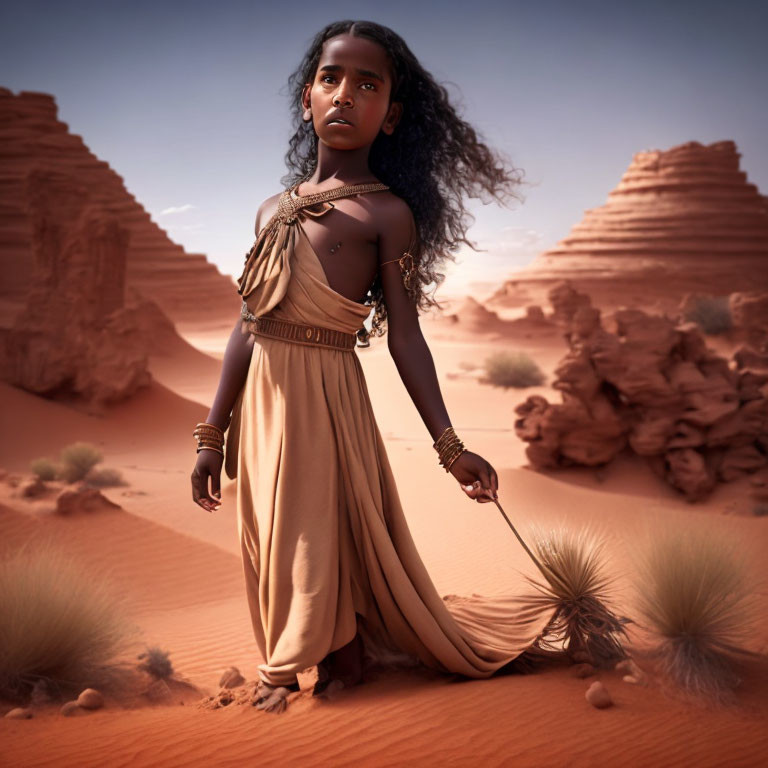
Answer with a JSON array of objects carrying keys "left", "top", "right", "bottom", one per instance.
[{"left": 302, "top": 34, "right": 402, "bottom": 150}]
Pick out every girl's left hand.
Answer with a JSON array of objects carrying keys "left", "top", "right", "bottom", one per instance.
[{"left": 448, "top": 451, "right": 498, "bottom": 503}]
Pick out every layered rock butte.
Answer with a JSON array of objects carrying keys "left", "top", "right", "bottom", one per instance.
[
  {"left": 0, "top": 89, "right": 238, "bottom": 329},
  {"left": 491, "top": 140, "right": 768, "bottom": 311}
]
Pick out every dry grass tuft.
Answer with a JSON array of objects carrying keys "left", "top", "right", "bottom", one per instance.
[
  {"left": 137, "top": 646, "right": 174, "bottom": 680},
  {"left": 481, "top": 350, "right": 546, "bottom": 389},
  {"left": 631, "top": 523, "right": 762, "bottom": 703},
  {"left": 0, "top": 539, "right": 141, "bottom": 704},
  {"left": 520, "top": 524, "right": 631, "bottom": 666},
  {"left": 29, "top": 457, "right": 57, "bottom": 481},
  {"left": 59, "top": 441, "right": 103, "bottom": 483}
]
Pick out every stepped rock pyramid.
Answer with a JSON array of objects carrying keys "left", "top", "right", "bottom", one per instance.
[
  {"left": 493, "top": 140, "right": 768, "bottom": 309},
  {"left": 0, "top": 88, "right": 238, "bottom": 327}
]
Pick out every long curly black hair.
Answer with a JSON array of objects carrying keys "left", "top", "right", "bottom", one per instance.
[{"left": 281, "top": 19, "right": 525, "bottom": 346}]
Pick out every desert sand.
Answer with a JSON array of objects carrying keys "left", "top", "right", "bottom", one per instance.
[
  {"left": 1, "top": 89, "right": 767, "bottom": 764},
  {"left": 1, "top": 304, "right": 767, "bottom": 767}
]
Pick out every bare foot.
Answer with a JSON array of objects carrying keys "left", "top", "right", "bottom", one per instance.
[{"left": 252, "top": 680, "right": 299, "bottom": 714}]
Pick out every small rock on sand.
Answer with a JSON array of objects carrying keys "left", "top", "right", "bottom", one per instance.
[
  {"left": 76, "top": 688, "right": 104, "bottom": 709},
  {"left": 585, "top": 681, "right": 613, "bottom": 709},
  {"left": 5, "top": 708, "right": 33, "bottom": 719},
  {"left": 21, "top": 477, "right": 48, "bottom": 498},
  {"left": 55, "top": 487, "right": 122, "bottom": 515},
  {"left": 219, "top": 667, "right": 245, "bottom": 689},
  {"left": 60, "top": 701, "right": 88, "bottom": 717}
]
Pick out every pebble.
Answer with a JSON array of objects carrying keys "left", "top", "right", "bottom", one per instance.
[
  {"left": 219, "top": 667, "right": 245, "bottom": 689},
  {"left": 585, "top": 681, "right": 613, "bottom": 709},
  {"left": 76, "top": 688, "right": 104, "bottom": 710},
  {"left": 5, "top": 708, "right": 33, "bottom": 719},
  {"left": 60, "top": 701, "right": 88, "bottom": 717}
]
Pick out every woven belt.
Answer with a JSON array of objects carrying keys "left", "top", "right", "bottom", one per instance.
[{"left": 242, "top": 311, "right": 357, "bottom": 351}]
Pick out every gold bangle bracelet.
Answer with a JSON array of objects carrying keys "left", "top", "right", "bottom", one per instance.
[
  {"left": 438, "top": 444, "right": 464, "bottom": 466},
  {"left": 193, "top": 422, "right": 225, "bottom": 437},
  {"left": 197, "top": 445, "right": 224, "bottom": 456},
  {"left": 443, "top": 448, "right": 466, "bottom": 472}
]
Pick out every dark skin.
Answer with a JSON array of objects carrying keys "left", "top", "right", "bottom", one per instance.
[
  {"left": 190, "top": 33, "right": 500, "bottom": 710},
  {"left": 192, "top": 32, "right": 499, "bottom": 512}
]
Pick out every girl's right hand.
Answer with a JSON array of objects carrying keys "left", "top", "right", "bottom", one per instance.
[
  {"left": 191, "top": 449, "right": 224, "bottom": 513},
  {"left": 448, "top": 450, "right": 498, "bottom": 503}
]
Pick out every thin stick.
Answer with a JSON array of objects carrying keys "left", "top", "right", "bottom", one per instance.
[{"left": 492, "top": 497, "right": 569, "bottom": 592}]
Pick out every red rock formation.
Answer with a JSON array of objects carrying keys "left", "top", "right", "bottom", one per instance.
[
  {"left": 0, "top": 88, "right": 238, "bottom": 327},
  {"left": 3, "top": 168, "right": 155, "bottom": 406},
  {"left": 729, "top": 292, "right": 768, "bottom": 350},
  {"left": 514, "top": 293, "right": 768, "bottom": 501},
  {"left": 436, "top": 295, "right": 557, "bottom": 339},
  {"left": 491, "top": 141, "right": 768, "bottom": 311}
]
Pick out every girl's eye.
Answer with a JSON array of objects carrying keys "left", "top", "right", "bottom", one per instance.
[{"left": 320, "top": 75, "right": 375, "bottom": 91}]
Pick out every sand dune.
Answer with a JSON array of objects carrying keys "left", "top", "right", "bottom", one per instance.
[{"left": 2, "top": 314, "right": 767, "bottom": 766}]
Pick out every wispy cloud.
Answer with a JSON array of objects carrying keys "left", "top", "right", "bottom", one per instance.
[{"left": 158, "top": 204, "right": 197, "bottom": 216}]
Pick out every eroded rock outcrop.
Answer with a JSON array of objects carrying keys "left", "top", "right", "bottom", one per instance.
[
  {"left": 514, "top": 292, "right": 768, "bottom": 501},
  {"left": 491, "top": 141, "right": 768, "bottom": 311},
  {"left": 437, "top": 295, "right": 557, "bottom": 339},
  {"left": 729, "top": 292, "right": 768, "bottom": 350},
  {"left": 3, "top": 170, "right": 154, "bottom": 405},
  {"left": 0, "top": 88, "right": 237, "bottom": 326}
]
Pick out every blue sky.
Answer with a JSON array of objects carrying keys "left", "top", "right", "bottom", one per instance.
[{"left": 2, "top": 0, "right": 766, "bottom": 296}]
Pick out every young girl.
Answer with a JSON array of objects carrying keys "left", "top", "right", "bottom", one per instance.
[{"left": 191, "top": 19, "right": 551, "bottom": 714}]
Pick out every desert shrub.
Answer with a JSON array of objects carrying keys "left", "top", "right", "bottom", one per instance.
[
  {"left": 84, "top": 467, "right": 126, "bottom": 488},
  {"left": 59, "top": 442, "right": 103, "bottom": 483},
  {"left": 683, "top": 296, "right": 732, "bottom": 335},
  {"left": 631, "top": 523, "right": 760, "bottom": 702},
  {"left": 482, "top": 350, "right": 546, "bottom": 389},
  {"left": 0, "top": 540, "right": 140, "bottom": 703},
  {"left": 137, "top": 646, "right": 174, "bottom": 680},
  {"left": 29, "top": 458, "right": 57, "bottom": 482},
  {"left": 519, "top": 524, "right": 630, "bottom": 666}
]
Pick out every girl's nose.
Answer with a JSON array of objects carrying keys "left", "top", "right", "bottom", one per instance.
[{"left": 333, "top": 83, "right": 353, "bottom": 107}]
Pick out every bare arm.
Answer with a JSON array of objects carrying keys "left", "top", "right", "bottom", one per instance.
[
  {"left": 378, "top": 200, "right": 497, "bottom": 502},
  {"left": 191, "top": 205, "right": 267, "bottom": 513},
  {"left": 377, "top": 199, "right": 450, "bottom": 441},
  {"left": 203, "top": 204, "right": 272, "bottom": 430},
  {"left": 204, "top": 317, "right": 254, "bottom": 430}
]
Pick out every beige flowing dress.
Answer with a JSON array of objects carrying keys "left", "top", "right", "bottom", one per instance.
[{"left": 226, "top": 183, "right": 552, "bottom": 687}]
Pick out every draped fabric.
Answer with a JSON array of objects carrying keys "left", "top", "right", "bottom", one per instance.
[{"left": 227, "top": 184, "right": 553, "bottom": 687}]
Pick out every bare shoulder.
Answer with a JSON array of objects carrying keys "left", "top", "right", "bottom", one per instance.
[
  {"left": 371, "top": 190, "right": 416, "bottom": 238},
  {"left": 254, "top": 190, "right": 285, "bottom": 235}
]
